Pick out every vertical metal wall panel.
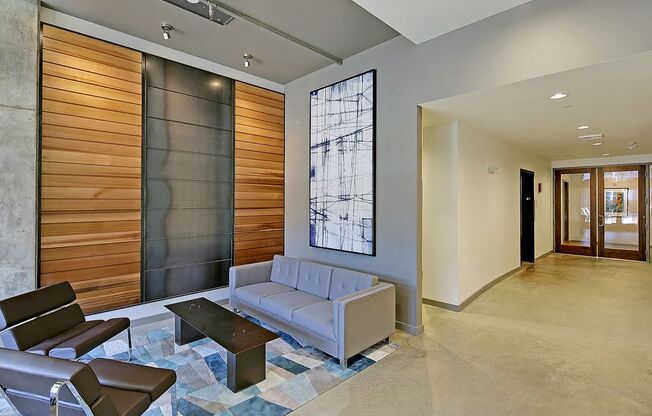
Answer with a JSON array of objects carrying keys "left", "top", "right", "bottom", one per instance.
[{"left": 144, "top": 55, "right": 233, "bottom": 301}]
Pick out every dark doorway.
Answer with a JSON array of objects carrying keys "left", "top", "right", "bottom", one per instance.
[{"left": 520, "top": 169, "right": 535, "bottom": 263}]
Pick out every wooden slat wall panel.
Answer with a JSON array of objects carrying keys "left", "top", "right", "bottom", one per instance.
[
  {"left": 40, "top": 25, "right": 142, "bottom": 313},
  {"left": 234, "top": 82, "right": 285, "bottom": 265}
]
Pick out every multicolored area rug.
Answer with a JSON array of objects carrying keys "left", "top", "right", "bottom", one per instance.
[{"left": 0, "top": 316, "right": 397, "bottom": 416}]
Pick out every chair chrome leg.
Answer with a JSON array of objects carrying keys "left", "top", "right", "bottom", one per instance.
[
  {"left": 126, "top": 327, "right": 133, "bottom": 362},
  {"left": 1, "top": 386, "right": 22, "bottom": 416},
  {"left": 339, "top": 357, "right": 348, "bottom": 371},
  {"left": 170, "top": 384, "right": 178, "bottom": 416}
]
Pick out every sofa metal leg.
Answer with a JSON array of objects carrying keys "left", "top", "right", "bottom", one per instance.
[
  {"left": 170, "top": 384, "right": 178, "bottom": 416},
  {"left": 339, "top": 358, "right": 348, "bottom": 370}
]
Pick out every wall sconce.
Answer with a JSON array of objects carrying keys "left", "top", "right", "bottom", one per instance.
[{"left": 487, "top": 165, "right": 500, "bottom": 175}]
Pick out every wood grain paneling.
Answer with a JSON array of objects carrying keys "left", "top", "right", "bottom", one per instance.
[
  {"left": 40, "top": 25, "right": 142, "bottom": 313},
  {"left": 234, "top": 82, "right": 285, "bottom": 265}
]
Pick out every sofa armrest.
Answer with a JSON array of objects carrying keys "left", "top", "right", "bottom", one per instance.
[
  {"left": 229, "top": 261, "right": 273, "bottom": 298},
  {"left": 334, "top": 282, "right": 395, "bottom": 361}
]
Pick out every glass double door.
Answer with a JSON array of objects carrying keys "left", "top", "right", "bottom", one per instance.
[{"left": 555, "top": 165, "right": 647, "bottom": 261}]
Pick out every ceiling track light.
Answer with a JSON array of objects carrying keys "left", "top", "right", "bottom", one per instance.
[
  {"left": 626, "top": 142, "right": 638, "bottom": 150},
  {"left": 185, "top": 0, "right": 342, "bottom": 64},
  {"left": 243, "top": 53, "right": 253, "bottom": 68},
  {"left": 161, "top": 23, "right": 174, "bottom": 40}
]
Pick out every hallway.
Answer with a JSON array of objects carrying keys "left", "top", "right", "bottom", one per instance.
[{"left": 292, "top": 254, "right": 652, "bottom": 415}]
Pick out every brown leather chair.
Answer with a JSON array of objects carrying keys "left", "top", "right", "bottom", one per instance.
[
  {"left": 0, "top": 282, "right": 131, "bottom": 360},
  {"left": 0, "top": 348, "right": 176, "bottom": 416}
]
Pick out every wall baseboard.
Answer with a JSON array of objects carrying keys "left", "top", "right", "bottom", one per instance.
[
  {"left": 422, "top": 298, "right": 462, "bottom": 312},
  {"left": 395, "top": 320, "right": 424, "bottom": 335},
  {"left": 536, "top": 250, "right": 554, "bottom": 261},
  {"left": 423, "top": 264, "right": 524, "bottom": 313},
  {"left": 87, "top": 287, "right": 230, "bottom": 322}
]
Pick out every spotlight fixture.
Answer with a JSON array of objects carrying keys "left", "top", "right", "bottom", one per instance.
[
  {"left": 549, "top": 92, "right": 568, "bottom": 100},
  {"left": 577, "top": 125, "right": 590, "bottom": 130},
  {"left": 243, "top": 53, "right": 253, "bottom": 68},
  {"left": 625, "top": 142, "right": 638, "bottom": 150},
  {"left": 161, "top": 23, "right": 174, "bottom": 40}
]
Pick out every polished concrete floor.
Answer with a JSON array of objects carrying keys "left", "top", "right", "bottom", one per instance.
[{"left": 291, "top": 254, "right": 652, "bottom": 416}]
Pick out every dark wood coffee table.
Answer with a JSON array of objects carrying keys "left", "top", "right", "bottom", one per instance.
[{"left": 164, "top": 297, "right": 279, "bottom": 392}]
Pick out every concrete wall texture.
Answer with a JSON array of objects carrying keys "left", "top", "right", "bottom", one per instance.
[{"left": 0, "top": 0, "right": 39, "bottom": 298}]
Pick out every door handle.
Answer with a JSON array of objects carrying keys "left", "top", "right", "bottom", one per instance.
[{"left": 598, "top": 214, "right": 605, "bottom": 227}]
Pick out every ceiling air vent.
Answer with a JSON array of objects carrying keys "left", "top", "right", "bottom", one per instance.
[{"left": 163, "top": 0, "right": 235, "bottom": 26}]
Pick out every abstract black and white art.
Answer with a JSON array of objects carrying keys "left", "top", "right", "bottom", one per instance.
[{"left": 309, "top": 70, "right": 375, "bottom": 255}]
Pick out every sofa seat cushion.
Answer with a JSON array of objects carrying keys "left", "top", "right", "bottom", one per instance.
[
  {"left": 270, "top": 255, "right": 300, "bottom": 288},
  {"left": 49, "top": 318, "right": 130, "bottom": 359},
  {"left": 26, "top": 321, "right": 103, "bottom": 356},
  {"left": 233, "top": 282, "right": 295, "bottom": 307},
  {"left": 291, "top": 301, "right": 335, "bottom": 341},
  {"left": 89, "top": 358, "right": 176, "bottom": 402},
  {"left": 101, "top": 387, "right": 150, "bottom": 416},
  {"left": 259, "top": 291, "right": 325, "bottom": 321}
]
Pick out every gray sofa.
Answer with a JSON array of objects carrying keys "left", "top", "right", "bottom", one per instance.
[{"left": 229, "top": 255, "right": 395, "bottom": 369}]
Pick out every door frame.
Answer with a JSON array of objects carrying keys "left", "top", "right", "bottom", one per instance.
[
  {"left": 554, "top": 168, "right": 597, "bottom": 256},
  {"left": 597, "top": 164, "right": 647, "bottom": 261},
  {"left": 520, "top": 169, "right": 535, "bottom": 263}
]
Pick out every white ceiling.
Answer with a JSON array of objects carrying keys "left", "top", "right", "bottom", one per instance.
[
  {"left": 41, "top": 0, "right": 398, "bottom": 84},
  {"left": 352, "top": 0, "right": 532, "bottom": 44},
  {"left": 422, "top": 51, "right": 652, "bottom": 160}
]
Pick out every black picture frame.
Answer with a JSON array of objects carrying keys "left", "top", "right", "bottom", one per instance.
[{"left": 308, "top": 69, "right": 377, "bottom": 256}]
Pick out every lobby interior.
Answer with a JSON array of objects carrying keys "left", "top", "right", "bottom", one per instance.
[{"left": 0, "top": 0, "right": 651, "bottom": 415}]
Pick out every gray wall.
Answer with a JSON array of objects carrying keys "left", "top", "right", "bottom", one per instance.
[
  {"left": 284, "top": 0, "right": 652, "bottom": 334},
  {"left": 0, "top": 0, "right": 38, "bottom": 298}
]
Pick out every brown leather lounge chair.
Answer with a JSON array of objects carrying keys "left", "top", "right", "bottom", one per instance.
[
  {"left": 0, "top": 282, "right": 131, "bottom": 360},
  {"left": 0, "top": 348, "right": 177, "bottom": 416}
]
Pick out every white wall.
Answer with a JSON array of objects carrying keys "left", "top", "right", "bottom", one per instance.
[
  {"left": 284, "top": 0, "right": 652, "bottom": 333},
  {"left": 422, "top": 123, "right": 460, "bottom": 305},
  {"left": 421, "top": 122, "right": 552, "bottom": 306},
  {"left": 456, "top": 123, "right": 552, "bottom": 303}
]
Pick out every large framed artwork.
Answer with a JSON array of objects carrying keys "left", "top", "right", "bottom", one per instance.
[
  {"left": 309, "top": 70, "right": 376, "bottom": 255},
  {"left": 604, "top": 188, "right": 628, "bottom": 217}
]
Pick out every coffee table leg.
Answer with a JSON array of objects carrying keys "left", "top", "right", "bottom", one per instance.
[
  {"left": 227, "top": 344, "right": 266, "bottom": 392},
  {"left": 174, "top": 316, "right": 204, "bottom": 345}
]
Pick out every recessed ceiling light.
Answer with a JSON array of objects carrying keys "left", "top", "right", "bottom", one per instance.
[
  {"left": 550, "top": 92, "right": 568, "bottom": 100},
  {"left": 577, "top": 125, "right": 590, "bottom": 130},
  {"left": 592, "top": 142, "right": 603, "bottom": 146},
  {"left": 186, "top": 0, "right": 200, "bottom": 3},
  {"left": 579, "top": 133, "right": 603, "bottom": 141},
  {"left": 602, "top": 153, "right": 611, "bottom": 156}
]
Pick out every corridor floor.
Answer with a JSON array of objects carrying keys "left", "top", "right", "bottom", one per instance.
[{"left": 291, "top": 254, "right": 652, "bottom": 416}]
